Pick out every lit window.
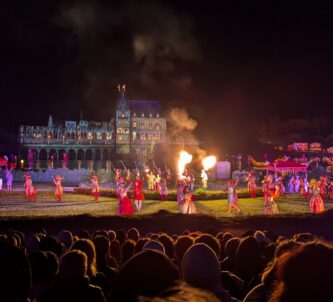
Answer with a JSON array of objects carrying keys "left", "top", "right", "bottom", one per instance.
[
  {"left": 157, "top": 113, "right": 159, "bottom": 117},
  {"left": 149, "top": 113, "right": 152, "bottom": 117},
  {"left": 133, "top": 121, "right": 137, "bottom": 127},
  {"left": 142, "top": 113, "right": 144, "bottom": 117}
]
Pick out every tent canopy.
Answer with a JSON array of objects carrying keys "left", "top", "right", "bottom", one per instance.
[{"left": 266, "top": 160, "right": 307, "bottom": 172}]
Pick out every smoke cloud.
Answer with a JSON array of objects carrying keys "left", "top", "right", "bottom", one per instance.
[
  {"left": 54, "top": 0, "right": 201, "bottom": 110},
  {"left": 167, "top": 107, "right": 206, "bottom": 160},
  {"left": 168, "top": 107, "right": 198, "bottom": 131}
]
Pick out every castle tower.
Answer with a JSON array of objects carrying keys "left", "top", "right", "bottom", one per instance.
[
  {"left": 115, "top": 84, "right": 131, "bottom": 154},
  {"left": 48, "top": 115, "right": 53, "bottom": 129}
]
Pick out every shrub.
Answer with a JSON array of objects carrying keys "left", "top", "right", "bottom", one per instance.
[{"left": 73, "top": 187, "right": 263, "bottom": 201}]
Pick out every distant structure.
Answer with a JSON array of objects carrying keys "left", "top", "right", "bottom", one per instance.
[{"left": 18, "top": 85, "right": 167, "bottom": 161}]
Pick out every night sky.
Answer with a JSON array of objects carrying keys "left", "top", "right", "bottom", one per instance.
[{"left": 1, "top": 0, "right": 333, "bottom": 153}]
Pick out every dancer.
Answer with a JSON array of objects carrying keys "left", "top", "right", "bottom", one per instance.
[
  {"left": 294, "top": 175, "right": 300, "bottom": 193},
  {"left": 160, "top": 178, "right": 168, "bottom": 201},
  {"left": 275, "top": 177, "right": 285, "bottom": 198},
  {"left": 53, "top": 175, "right": 63, "bottom": 202},
  {"left": 201, "top": 169, "right": 208, "bottom": 190},
  {"left": 154, "top": 172, "right": 161, "bottom": 192},
  {"left": 247, "top": 171, "right": 257, "bottom": 198},
  {"left": 309, "top": 180, "right": 325, "bottom": 214},
  {"left": 318, "top": 176, "right": 327, "bottom": 200},
  {"left": 147, "top": 171, "right": 155, "bottom": 192},
  {"left": 114, "top": 168, "right": 121, "bottom": 188},
  {"left": 24, "top": 173, "right": 36, "bottom": 201},
  {"left": 132, "top": 175, "right": 144, "bottom": 212},
  {"left": 226, "top": 179, "right": 241, "bottom": 214},
  {"left": 125, "top": 168, "right": 131, "bottom": 183},
  {"left": 188, "top": 172, "right": 195, "bottom": 192},
  {"left": 117, "top": 181, "right": 134, "bottom": 216},
  {"left": 263, "top": 189, "right": 279, "bottom": 215},
  {"left": 232, "top": 177, "right": 240, "bottom": 206},
  {"left": 288, "top": 176, "right": 295, "bottom": 193},
  {"left": 91, "top": 175, "right": 99, "bottom": 201},
  {"left": 263, "top": 175, "right": 279, "bottom": 214},
  {"left": 299, "top": 176, "right": 305, "bottom": 195},
  {"left": 181, "top": 186, "right": 197, "bottom": 214},
  {"left": 6, "top": 168, "right": 13, "bottom": 191}
]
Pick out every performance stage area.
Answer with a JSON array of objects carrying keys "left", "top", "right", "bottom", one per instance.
[
  {"left": 1, "top": 191, "right": 333, "bottom": 218},
  {"left": 1, "top": 191, "right": 333, "bottom": 241}
]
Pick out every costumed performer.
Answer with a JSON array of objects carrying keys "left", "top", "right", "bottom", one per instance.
[
  {"left": 24, "top": 173, "right": 36, "bottom": 202},
  {"left": 275, "top": 176, "right": 285, "bottom": 198},
  {"left": 147, "top": 171, "right": 155, "bottom": 191},
  {"left": 154, "top": 173, "right": 161, "bottom": 192},
  {"left": 117, "top": 181, "right": 134, "bottom": 216},
  {"left": 132, "top": 174, "right": 144, "bottom": 212},
  {"left": 53, "top": 175, "right": 63, "bottom": 202},
  {"left": 160, "top": 178, "right": 168, "bottom": 201},
  {"left": 309, "top": 180, "right": 324, "bottom": 214},
  {"left": 247, "top": 171, "right": 257, "bottom": 198},
  {"left": 303, "top": 177, "right": 309, "bottom": 197},
  {"left": 288, "top": 176, "right": 295, "bottom": 193},
  {"left": 318, "top": 176, "right": 327, "bottom": 200},
  {"left": 114, "top": 168, "right": 121, "bottom": 188},
  {"left": 225, "top": 179, "right": 241, "bottom": 214},
  {"left": 125, "top": 168, "right": 131, "bottom": 183},
  {"left": 263, "top": 175, "right": 279, "bottom": 215},
  {"left": 6, "top": 168, "right": 13, "bottom": 191},
  {"left": 294, "top": 175, "right": 300, "bottom": 193},
  {"left": 201, "top": 170, "right": 208, "bottom": 190},
  {"left": 91, "top": 175, "right": 99, "bottom": 201},
  {"left": 181, "top": 186, "right": 197, "bottom": 214}
]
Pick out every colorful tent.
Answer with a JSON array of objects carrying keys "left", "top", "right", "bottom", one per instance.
[{"left": 266, "top": 160, "right": 307, "bottom": 173}]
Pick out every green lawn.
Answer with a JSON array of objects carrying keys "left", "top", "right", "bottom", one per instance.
[{"left": 1, "top": 191, "right": 333, "bottom": 218}]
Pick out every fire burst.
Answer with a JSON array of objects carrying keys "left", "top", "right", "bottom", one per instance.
[
  {"left": 178, "top": 151, "right": 192, "bottom": 177},
  {"left": 202, "top": 155, "right": 217, "bottom": 170}
]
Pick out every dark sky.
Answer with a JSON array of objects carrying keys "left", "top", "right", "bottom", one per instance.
[{"left": 1, "top": 0, "right": 333, "bottom": 152}]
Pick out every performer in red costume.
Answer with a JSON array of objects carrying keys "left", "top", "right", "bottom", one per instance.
[
  {"left": 132, "top": 174, "right": 144, "bottom": 212},
  {"left": 309, "top": 180, "right": 324, "bottom": 214},
  {"left": 318, "top": 176, "right": 327, "bottom": 200},
  {"left": 24, "top": 173, "right": 36, "bottom": 201},
  {"left": 53, "top": 175, "right": 63, "bottom": 202},
  {"left": 91, "top": 175, "right": 99, "bottom": 201},
  {"left": 117, "top": 182, "right": 134, "bottom": 216},
  {"left": 247, "top": 171, "right": 257, "bottom": 198}
]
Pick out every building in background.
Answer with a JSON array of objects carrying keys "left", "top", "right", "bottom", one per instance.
[{"left": 18, "top": 86, "right": 167, "bottom": 162}]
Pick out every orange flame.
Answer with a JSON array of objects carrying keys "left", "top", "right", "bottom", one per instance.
[
  {"left": 202, "top": 155, "right": 217, "bottom": 170},
  {"left": 178, "top": 151, "right": 192, "bottom": 176}
]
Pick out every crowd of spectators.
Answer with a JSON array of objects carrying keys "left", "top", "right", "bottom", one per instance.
[{"left": 0, "top": 226, "right": 332, "bottom": 301}]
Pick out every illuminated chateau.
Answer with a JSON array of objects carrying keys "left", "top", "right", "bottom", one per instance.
[{"left": 19, "top": 86, "right": 167, "bottom": 161}]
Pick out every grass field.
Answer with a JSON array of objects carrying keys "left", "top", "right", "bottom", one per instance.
[
  {"left": 1, "top": 191, "right": 333, "bottom": 239},
  {"left": 1, "top": 191, "right": 332, "bottom": 218}
]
